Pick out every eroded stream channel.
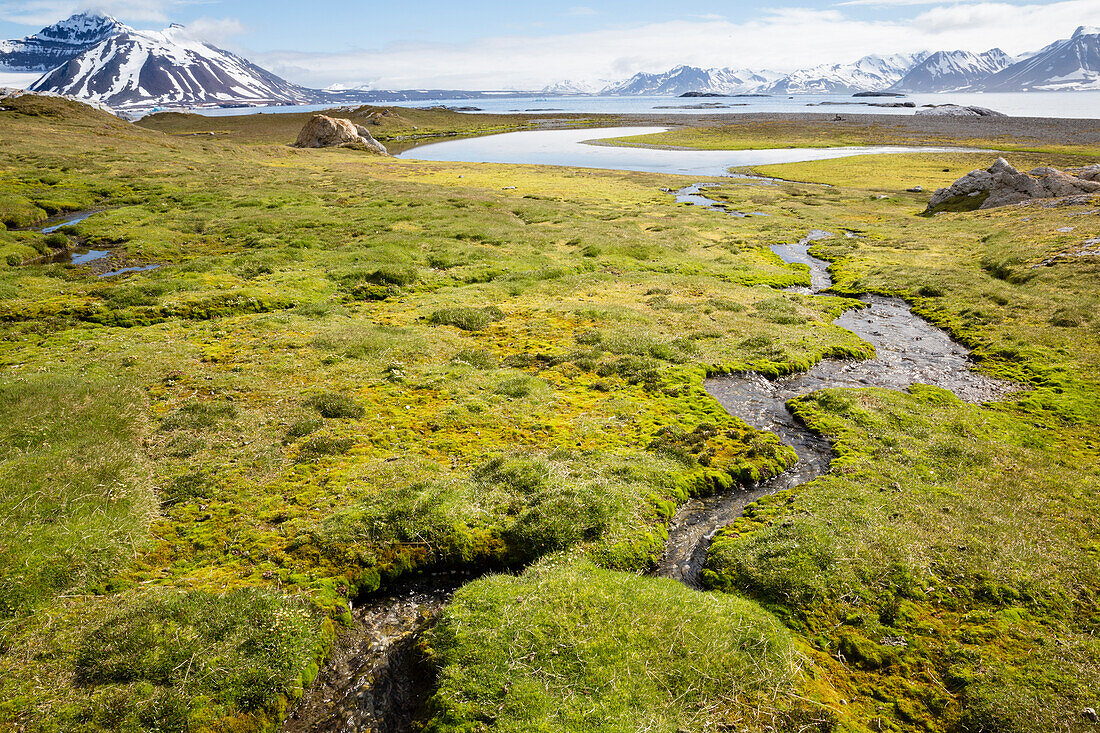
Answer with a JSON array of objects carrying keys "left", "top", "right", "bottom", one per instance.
[
  {"left": 290, "top": 178, "right": 1014, "bottom": 731},
  {"left": 283, "top": 576, "right": 472, "bottom": 733},
  {"left": 656, "top": 196, "right": 1015, "bottom": 587}
]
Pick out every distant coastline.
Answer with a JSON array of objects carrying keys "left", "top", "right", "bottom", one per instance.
[{"left": 175, "top": 90, "right": 1100, "bottom": 121}]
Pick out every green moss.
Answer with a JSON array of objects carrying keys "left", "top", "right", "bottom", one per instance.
[
  {"left": 0, "top": 374, "right": 155, "bottom": 617},
  {"left": 0, "top": 94, "right": 1098, "bottom": 733},
  {"left": 425, "top": 559, "right": 826, "bottom": 732},
  {"left": 70, "top": 587, "right": 323, "bottom": 728}
]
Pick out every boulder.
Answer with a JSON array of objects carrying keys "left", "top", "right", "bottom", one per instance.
[
  {"left": 925, "top": 157, "right": 1100, "bottom": 213},
  {"left": 353, "top": 124, "right": 388, "bottom": 154},
  {"left": 915, "top": 104, "right": 1006, "bottom": 117},
  {"left": 293, "top": 114, "right": 387, "bottom": 154}
]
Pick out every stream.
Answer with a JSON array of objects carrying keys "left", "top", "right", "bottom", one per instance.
[
  {"left": 19, "top": 210, "right": 164, "bottom": 274},
  {"left": 655, "top": 196, "right": 1015, "bottom": 587},
  {"left": 291, "top": 146, "right": 1013, "bottom": 730},
  {"left": 282, "top": 577, "right": 469, "bottom": 733}
]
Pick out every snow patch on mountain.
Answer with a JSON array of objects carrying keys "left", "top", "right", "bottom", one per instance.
[
  {"left": 600, "top": 65, "right": 780, "bottom": 95},
  {"left": 540, "top": 79, "right": 607, "bottom": 95},
  {"left": 975, "top": 26, "right": 1100, "bottom": 91},
  {"left": 29, "top": 24, "right": 314, "bottom": 109},
  {"left": 891, "top": 49, "right": 1010, "bottom": 92},
  {"left": 0, "top": 12, "right": 127, "bottom": 72},
  {"left": 765, "top": 53, "right": 926, "bottom": 94}
]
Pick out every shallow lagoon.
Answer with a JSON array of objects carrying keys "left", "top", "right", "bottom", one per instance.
[{"left": 397, "top": 126, "right": 987, "bottom": 176}]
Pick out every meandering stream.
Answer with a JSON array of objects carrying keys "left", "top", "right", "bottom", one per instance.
[
  {"left": 291, "top": 138, "right": 1013, "bottom": 731},
  {"left": 656, "top": 203, "right": 1014, "bottom": 587}
]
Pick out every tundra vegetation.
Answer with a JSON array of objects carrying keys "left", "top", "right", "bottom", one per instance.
[{"left": 0, "top": 95, "right": 1097, "bottom": 732}]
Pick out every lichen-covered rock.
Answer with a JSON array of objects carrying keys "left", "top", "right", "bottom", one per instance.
[
  {"left": 925, "top": 157, "right": 1100, "bottom": 213},
  {"left": 1066, "top": 163, "right": 1100, "bottom": 182},
  {"left": 293, "top": 114, "right": 387, "bottom": 154}
]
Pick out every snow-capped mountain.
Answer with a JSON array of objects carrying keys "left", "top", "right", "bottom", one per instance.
[
  {"left": 600, "top": 65, "right": 779, "bottom": 95},
  {"left": 29, "top": 24, "right": 315, "bottom": 109},
  {"left": 540, "top": 80, "right": 605, "bottom": 95},
  {"left": 0, "top": 12, "right": 127, "bottom": 71},
  {"left": 973, "top": 26, "right": 1100, "bottom": 91},
  {"left": 765, "top": 53, "right": 927, "bottom": 94},
  {"left": 891, "top": 49, "right": 1011, "bottom": 92}
]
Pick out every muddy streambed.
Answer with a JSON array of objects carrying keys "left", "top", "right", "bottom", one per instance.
[
  {"left": 282, "top": 576, "right": 472, "bottom": 733},
  {"left": 657, "top": 200, "right": 1015, "bottom": 586}
]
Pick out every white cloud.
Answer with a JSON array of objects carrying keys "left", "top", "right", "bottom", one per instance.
[
  {"left": 173, "top": 15, "right": 244, "bottom": 46},
  {"left": 565, "top": 6, "right": 598, "bottom": 16},
  {"left": 252, "top": 1, "right": 1100, "bottom": 90},
  {"left": 837, "top": 0, "right": 977, "bottom": 6},
  {"left": 908, "top": 1, "right": 1083, "bottom": 36}
]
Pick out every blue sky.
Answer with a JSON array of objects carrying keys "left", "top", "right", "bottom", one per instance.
[{"left": 1, "top": 1, "right": 1097, "bottom": 89}]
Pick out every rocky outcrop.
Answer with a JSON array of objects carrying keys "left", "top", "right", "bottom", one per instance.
[
  {"left": 293, "top": 114, "right": 388, "bottom": 154},
  {"left": 1066, "top": 164, "right": 1100, "bottom": 182},
  {"left": 925, "top": 158, "right": 1100, "bottom": 213},
  {"left": 915, "top": 104, "right": 1006, "bottom": 117}
]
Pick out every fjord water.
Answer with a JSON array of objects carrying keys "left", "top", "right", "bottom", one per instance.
[
  {"left": 397, "top": 126, "right": 985, "bottom": 176},
  {"left": 191, "top": 91, "right": 1100, "bottom": 119}
]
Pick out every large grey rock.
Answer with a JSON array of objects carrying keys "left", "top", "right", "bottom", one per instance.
[
  {"left": 293, "top": 114, "right": 388, "bottom": 154},
  {"left": 915, "top": 104, "right": 1006, "bottom": 117},
  {"left": 352, "top": 124, "right": 389, "bottom": 154},
  {"left": 926, "top": 157, "right": 1100, "bottom": 212}
]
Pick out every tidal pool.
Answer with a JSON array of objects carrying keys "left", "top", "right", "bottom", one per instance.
[{"left": 399, "top": 126, "right": 988, "bottom": 176}]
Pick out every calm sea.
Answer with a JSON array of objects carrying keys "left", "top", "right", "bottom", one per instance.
[{"left": 190, "top": 91, "right": 1100, "bottom": 119}]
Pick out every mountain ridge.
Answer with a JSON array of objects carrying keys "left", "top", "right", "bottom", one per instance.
[
  {"left": 891, "top": 49, "right": 1011, "bottom": 92},
  {"left": 0, "top": 12, "right": 127, "bottom": 72},
  {"left": 7, "top": 14, "right": 1100, "bottom": 110},
  {"left": 28, "top": 25, "right": 315, "bottom": 110},
  {"left": 973, "top": 25, "right": 1100, "bottom": 91},
  {"left": 764, "top": 53, "right": 927, "bottom": 94},
  {"left": 600, "top": 65, "right": 780, "bottom": 95}
]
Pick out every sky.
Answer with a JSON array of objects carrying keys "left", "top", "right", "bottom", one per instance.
[{"left": 1, "top": 0, "right": 1098, "bottom": 90}]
